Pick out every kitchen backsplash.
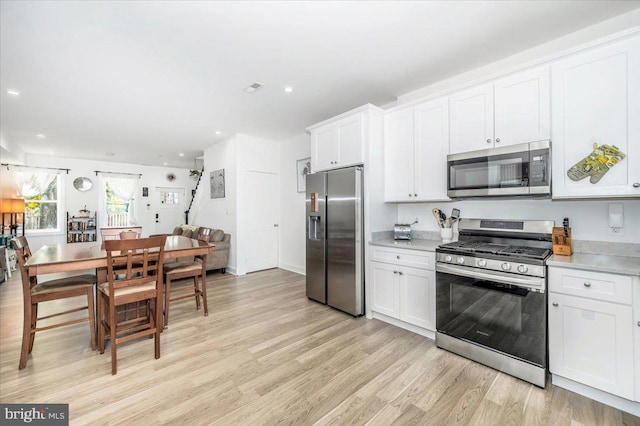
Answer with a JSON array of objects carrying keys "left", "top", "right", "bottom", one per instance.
[{"left": 397, "top": 199, "right": 639, "bottom": 245}]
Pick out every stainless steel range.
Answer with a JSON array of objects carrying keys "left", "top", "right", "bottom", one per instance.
[{"left": 435, "top": 218, "right": 554, "bottom": 388}]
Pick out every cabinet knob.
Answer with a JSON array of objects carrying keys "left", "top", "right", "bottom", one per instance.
[
  {"left": 486, "top": 139, "right": 492, "bottom": 144},
  {"left": 414, "top": 193, "right": 417, "bottom": 197},
  {"left": 408, "top": 194, "right": 412, "bottom": 197},
  {"left": 396, "top": 255, "right": 400, "bottom": 259},
  {"left": 496, "top": 138, "right": 501, "bottom": 143},
  {"left": 552, "top": 302, "right": 558, "bottom": 307},
  {"left": 633, "top": 182, "right": 640, "bottom": 188},
  {"left": 584, "top": 282, "right": 591, "bottom": 288},
  {"left": 398, "top": 271, "right": 404, "bottom": 276},
  {"left": 393, "top": 271, "right": 398, "bottom": 274},
  {"left": 637, "top": 321, "right": 640, "bottom": 327}
]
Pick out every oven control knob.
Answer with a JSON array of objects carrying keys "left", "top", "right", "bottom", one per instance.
[
  {"left": 517, "top": 265, "right": 528, "bottom": 273},
  {"left": 444, "top": 255, "right": 452, "bottom": 262},
  {"left": 456, "top": 256, "right": 465, "bottom": 264},
  {"left": 477, "top": 259, "right": 487, "bottom": 267},
  {"left": 501, "top": 262, "right": 511, "bottom": 271}
]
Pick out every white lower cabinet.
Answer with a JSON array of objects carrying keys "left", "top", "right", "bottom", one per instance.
[
  {"left": 370, "top": 246, "right": 435, "bottom": 332},
  {"left": 548, "top": 267, "right": 637, "bottom": 402}
]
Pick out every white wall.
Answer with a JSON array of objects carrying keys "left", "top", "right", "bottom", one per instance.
[
  {"left": 198, "top": 136, "right": 238, "bottom": 273},
  {"left": 196, "top": 133, "right": 281, "bottom": 276},
  {"left": 9, "top": 154, "right": 195, "bottom": 252},
  {"left": 278, "top": 134, "right": 310, "bottom": 274}
]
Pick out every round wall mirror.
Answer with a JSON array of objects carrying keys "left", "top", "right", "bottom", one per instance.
[{"left": 73, "top": 177, "right": 93, "bottom": 192}]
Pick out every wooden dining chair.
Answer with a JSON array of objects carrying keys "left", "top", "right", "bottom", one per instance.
[
  {"left": 97, "top": 235, "right": 166, "bottom": 374},
  {"left": 119, "top": 230, "right": 140, "bottom": 240},
  {"left": 163, "top": 228, "right": 210, "bottom": 327},
  {"left": 12, "top": 236, "right": 97, "bottom": 370}
]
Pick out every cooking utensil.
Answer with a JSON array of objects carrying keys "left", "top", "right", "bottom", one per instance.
[
  {"left": 432, "top": 208, "right": 444, "bottom": 228},
  {"left": 448, "top": 208, "right": 460, "bottom": 227},
  {"left": 563, "top": 217, "right": 569, "bottom": 244}
]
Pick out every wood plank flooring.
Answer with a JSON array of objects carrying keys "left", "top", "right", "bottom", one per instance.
[{"left": 1, "top": 268, "right": 638, "bottom": 425}]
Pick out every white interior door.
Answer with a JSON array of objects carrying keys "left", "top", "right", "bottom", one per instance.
[
  {"left": 244, "top": 171, "right": 279, "bottom": 273},
  {"left": 154, "top": 187, "right": 185, "bottom": 234}
]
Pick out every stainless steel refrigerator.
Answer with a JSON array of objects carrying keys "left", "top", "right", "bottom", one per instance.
[{"left": 305, "top": 166, "right": 363, "bottom": 316}]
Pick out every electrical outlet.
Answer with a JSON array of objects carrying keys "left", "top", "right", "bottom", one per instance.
[{"left": 609, "top": 227, "right": 624, "bottom": 236}]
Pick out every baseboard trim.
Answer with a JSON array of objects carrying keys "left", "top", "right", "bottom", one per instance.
[
  {"left": 552, "top": 375, "right": 640, "bottom": 416},
  {"left": 371, "top": 311, "right": 435, "bottom": 340},
  {"left": 279, "top": 263, "right": 305, "bottom": 275}
]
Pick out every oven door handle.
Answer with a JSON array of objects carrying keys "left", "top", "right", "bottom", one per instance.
[{"left": 436, "top": 263, "right": 545, "bottom": 292}]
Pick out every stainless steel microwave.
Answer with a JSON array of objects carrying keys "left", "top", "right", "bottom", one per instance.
[{"left": 447, "top": 140, "right": 551, "bottom": 198}]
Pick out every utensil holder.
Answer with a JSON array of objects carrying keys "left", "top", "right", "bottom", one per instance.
[
  {"left": 552, "top": 227, "right": 572, "bottom": 256},
  {"left": 440, "top": 227, "right": 453, "bottom": 243}
]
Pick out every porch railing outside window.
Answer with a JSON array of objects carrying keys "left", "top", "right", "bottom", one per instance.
[{"left": 105, "top": 213, "right": 128, "bottom": 227}]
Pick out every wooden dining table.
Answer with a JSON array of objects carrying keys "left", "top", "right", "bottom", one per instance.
[
  {"left": 25, "top": 235, "right": 213, "bottom": 324},
  {"left": 26, "top": 235, "right": 212, "bottom": 279}
]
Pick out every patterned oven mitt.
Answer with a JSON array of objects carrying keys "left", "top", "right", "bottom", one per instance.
[{"left": 567, "top": 143, "right": 626, "bottom": 184}]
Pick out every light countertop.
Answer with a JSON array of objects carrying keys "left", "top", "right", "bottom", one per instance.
[
  {"left": 547, "top": 253, "right": 640, "bottom": 277},
  {"left": 369, "top": 239, "right": 442, "bottom": 252}
]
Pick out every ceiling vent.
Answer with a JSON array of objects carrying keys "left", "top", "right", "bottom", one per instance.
[{"left": 244, "top": 82, "right": 264, "bottom": 93}]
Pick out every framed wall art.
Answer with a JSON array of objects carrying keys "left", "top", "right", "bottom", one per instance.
[
  {"left": 297, "top": 158, "right": 311, "bottom": 193},
  {"left": 210, "top": 169, "right": 225, "bottom": 198}
]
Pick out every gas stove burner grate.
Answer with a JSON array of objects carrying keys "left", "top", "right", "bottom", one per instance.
[{"left": 439, "top": 242, "right": 552, "bottom": 261}]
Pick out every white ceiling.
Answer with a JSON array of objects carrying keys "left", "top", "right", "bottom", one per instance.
[{"left": 1, "top": 1, "right": 639, "bottom": 168}]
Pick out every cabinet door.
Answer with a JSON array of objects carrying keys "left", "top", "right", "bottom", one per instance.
[
  {"left": 312, "top": 125, "right": 338, "bottom": 172},
  {"left": 551, "top": 37, "right": 640, "bottom": 198},
  {"left": 384, "top": 109, "right": 414, "bottom": 201},
  {"left": 449, "top": 83, "right": 494, "bottom": 154},
  {"left": 494, "top": 66, "right": 550, "bottom": 147},
  {"left": 413, "top": 97, "right": 450, "bottom": 201},
  {"left": 336, "top": 114, "right": 363, "bottom": 167},
  {"left": 549, "top": 292, "right": 634, "bottom": 400},
  {"left": 399, "top": 266, "right": 435, "bottom": 330},
  {"left": 371, "top": 262, "right": 400, "bottom": 318}
]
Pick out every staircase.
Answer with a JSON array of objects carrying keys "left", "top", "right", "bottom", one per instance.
[{"left": 185, "top": 167, "right": 204, "bottom": 224}]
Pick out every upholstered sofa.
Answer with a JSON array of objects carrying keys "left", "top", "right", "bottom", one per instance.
[{"left": 170, "top": 225, "right": 230, "bottom": 273}]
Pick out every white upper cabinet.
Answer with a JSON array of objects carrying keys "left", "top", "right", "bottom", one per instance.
[
  {"left": 551, "top": 37, "right": 640, "bottom": 198},
  {"left": 449, "top": 83, "right": 494, "bottom": 154},
  {"left": 449, "top": 66, "right": 551, "bottom": 155},
  {"left": 384, "top": 97, "right": 449, "bottom": 202},
  {"left": 310, "top": 112, "right": 364, "bottom": 172},
  {"left": 494, "top": 66, "right": 550, "bottom": 146}
]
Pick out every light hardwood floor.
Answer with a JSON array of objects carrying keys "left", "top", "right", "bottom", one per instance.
[{"left": 1, "top": 268, "right": 638, "bottom": 425}]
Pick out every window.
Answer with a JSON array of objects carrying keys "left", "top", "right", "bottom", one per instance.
[
  {"left": 17, "top": 171, "right": 62, "bottom": 232},
  {"left": 101, "top": 175, "right": 138, "bottom": 227}
]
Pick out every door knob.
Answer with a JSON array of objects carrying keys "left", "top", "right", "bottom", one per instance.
[{"left": 552, "top": 302, "right": 558, "bottom": 307}]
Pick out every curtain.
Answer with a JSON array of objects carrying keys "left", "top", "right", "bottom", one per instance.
[
  {"left": 15, "top": 171, "right": 57, "bottom": 198},
  {"left": 105, "top": 176, "right": 138, "bottom": 225}
]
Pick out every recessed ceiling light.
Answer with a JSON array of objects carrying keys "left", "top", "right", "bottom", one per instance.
[
  {"left": 106, "top": 152, "right": 115, "bottom": 157},
  {"left": 6, "top": 90, "right": 20, "bottom": 96},
  {"left": 215, "top": 130, "right": 221, "bottom": 135},
  {"left": 284, "top": 87, "right": 293, "bottom": 93},
  {"left": 36, "top": 134, "right": 45, "bottom": 138},
  {"left": 163, "top": 162, "right": 168, "bottom": 166},
  {"left": 179, "top": 153, "right": 184, "bottom": 157}
]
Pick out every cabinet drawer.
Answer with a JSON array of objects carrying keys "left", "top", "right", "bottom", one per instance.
[
  {"left": 370, "top": 246, "right": 433, "bottom": 270},
  {"left": 548, "top": 267, "right": 633, "bottom": 304}
]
